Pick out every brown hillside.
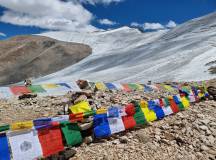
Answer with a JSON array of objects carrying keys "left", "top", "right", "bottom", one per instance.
[{"left": 0, "top": 35, "right": 92, "bottom": 85}]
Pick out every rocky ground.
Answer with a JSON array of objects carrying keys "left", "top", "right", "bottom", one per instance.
[
  {"left": 0, "top": 84, "right": 215, "bottom": 160},
  {"left": 72, "top": 100, "right": 216, "bottom": 160}
]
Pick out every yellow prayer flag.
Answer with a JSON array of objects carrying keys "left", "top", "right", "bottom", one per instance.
[
  {"left": 136, "top": 84, "right": 144, "bottom": 90},
  {"left": 42, "top": 84, "right": 58, "bottom": 89},
  {"left": 10, "top": 121, "right": 33, "bottom": 131},
  {"left": 163, "top": 85, "right": 175, "bottom": 92},
  {"left": 181, "top": 97, "right": 190, "bottom": 109},
  {"left": 69, "top": 101, "right": 92, "bottom": 114},
  {"left": 95, "top": 82, "right": 107, "bottom": 91},
  {"left": 96, "top": 107, "right": 107, "bottom": 114},
  {"left": 140, "top": 100, "right": 157, "bottom": 122}
]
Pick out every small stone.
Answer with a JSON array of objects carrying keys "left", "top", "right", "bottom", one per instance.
[
  {"left": 199, "top": 125, "right": 209, "bottom": 131},
  {"left": 112, "top": 139, "right": 120, "bottom": 145},
  {"left": 207, "top": 149, "right": 216, "bottom": 155},
  {"left": 200, "top": 145, "right": 210, "bottom": 151},
  {"left": 136, "top": 133, "right": 151, "bottom": 143},
  {"left": 119, "top": 136, "right": 129, "bottom": 144},
  {"left": 199, "top": 119, "right": 210, "bottom": 125},
  {"left": 84, "top": 136, "right": 93, "bottom": 144},
  {"left": 155, "top": 135, "right": 161, "bottom": 141}
]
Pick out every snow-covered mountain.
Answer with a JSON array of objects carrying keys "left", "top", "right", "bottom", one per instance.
[{"left": 35, "top": 12, "right": 216, "bottom": 83}]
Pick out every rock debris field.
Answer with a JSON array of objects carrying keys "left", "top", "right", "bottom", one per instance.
[{"left": 0, "top": 88, "right": 215, "bottom": 160}]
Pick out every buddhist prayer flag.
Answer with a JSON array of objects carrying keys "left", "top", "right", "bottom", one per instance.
[
  {"left": 38, "top": 124, "right": 64, "bottom": 157},
  {"left": 33, "top": 118, "right": 52, "bottom": 130},
  {"left": 28, "top": 85, "right": 46, "bottom": 93},
  {"left": 95, "top": 82, "right": 107, "bottom": 91},
  {"left": 69, "top": 113, "right": 84, "bottom": 122},
  {"left": 107, "top": 107, "right": 125, "bottom": 134},
  {"left": 163, "top": 85, "right": 175, "bottom": 92},
  {"left": 136, "top": 84, "right": 144, "bottom": 90},
  {"left": 0, "top": 124, "right": 10, "bottom": 132},
  {"left": 51, "top": 115, "right": 69, "bottom": 122},
  {"left": 58, "top": 83, "right": 71, "bottom": 89},
  {"left": 10, "top": 121, "right": 33, "bottom": 131},
  {"left": 132, "top": 102, "right": 146, "bottom": 125},
  {"left": 160, "top": 98, "right": 173, "bottom": 116},
  {"left": 140, "top": 100, "right": 157, "bottom": 122},
  {"left": 122, "top": 104, "right": 136, "bottom": 129},
  {"left": 105, "top": 83, "right": 117, "bottom": 90},
  {"left": 112, "top": 83, "right": 124, "bottom": 90},
  {"left": 0, "top": 87, "right": 13, "bottom": 99},
  {"left": 128, "top": 84, "right": 139, "bottom": 91},
  {"left": 181, "top": 96, "right": 190, "bottom": 109},
  {"left": 60, "top": 122, "right": 82, "bottom": 146},
  {"left": 93, "top": 114, "right": 111, "bottom": 138},
  {"left": 69, "top": 101, "right": 92, "bottom": 114},
  {"left": 41, "top": 84, "right": 68, "bottom": 96},
  {"left": 168, "top": 97, "right": 180, "bottom": 113},
  {"left": 0, "top": 133, "right": 10, "bottom": 160},
  {"left": 173, "top": 95, "right": 184, "bottom": 111},
  {"left": 8, "top": 130, "right": 43, "bottom": 160},
  {"left": 10, "top": 86, "right": 31, "bottom": 96},
  {"left": 63, "top": 82, "right": 81, "bottom": 92},
  {"left": 144, "top": 85, "right": 153, "bottom": 92},
  {"left": 96, "top": 108, "right": 107, "bottom": 114},
  {"left": 148, "top": 100, "right": 165, "bottom": 120},
  {"left": 107, "top": 107, "right": 119, "bottom": 117},
  {"left": 122, "top": 84, "right": 131, "bottom": 92}
]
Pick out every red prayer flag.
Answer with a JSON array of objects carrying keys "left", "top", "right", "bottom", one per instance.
[
  {"left": 169, "top": 99, "right": 179, "bottom": 113},
  {"left": 38, "top": 125, "right": 64, "bottom": 157},
  {"left": 10, "top": 86, "right": 31, "bottom": 95}
]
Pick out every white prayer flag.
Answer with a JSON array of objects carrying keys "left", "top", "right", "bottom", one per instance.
[
  {"left": 7, "top": 129, "right": 43, "bottom": 160},
  {"left": 108, "top": 117, "right": 125, "bottom": 134},
  {"left": 0, "top": 87, "right": 14, "bottom": 99}
]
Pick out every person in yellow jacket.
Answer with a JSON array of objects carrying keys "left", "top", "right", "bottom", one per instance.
[{"left": 140, "top": 100, "right": 157, "bottom": 122}]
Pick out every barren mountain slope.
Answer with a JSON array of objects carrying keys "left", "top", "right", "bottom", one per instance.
[{"left": 0, "top": 35, "right": 92, "bottom": 85}]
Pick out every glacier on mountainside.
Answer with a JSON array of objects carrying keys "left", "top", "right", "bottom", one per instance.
[{"left": 35, "top": 12, "right": 216, "bottom": 83}]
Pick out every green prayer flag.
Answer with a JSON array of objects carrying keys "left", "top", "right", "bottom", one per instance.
[
  {"left": 132, "top": 101, "right": 146, "bottom": 125},
  {"left": 177, "top": 103, "right": 185, "bottom": 111},
  {"left": 0, "top": 124, "right": 10, "bottom": 132},
  {"left": 28, "top": 85, "right": 46, "bottom": 93},
  {"left": 60, "top": 122, "right": 82, "bottom": 146}
]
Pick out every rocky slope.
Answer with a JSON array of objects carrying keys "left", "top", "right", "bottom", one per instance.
[
  {"left": 0, "top": 82, "right": 215, "bottom": 160},
  {"left": 36, "top": 12, "right": 216, "bottom": 83},
  {"left": 0, "top": 35, "right": 92, "bottom": 85}
]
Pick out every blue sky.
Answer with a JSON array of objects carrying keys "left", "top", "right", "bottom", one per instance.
[{"left": 0, "top": 0, "right": 215, "bottom": 40}]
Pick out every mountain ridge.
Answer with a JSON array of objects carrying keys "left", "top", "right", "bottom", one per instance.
[{"left": 0, "top": 35, "right": 92, "bottom": 85}]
